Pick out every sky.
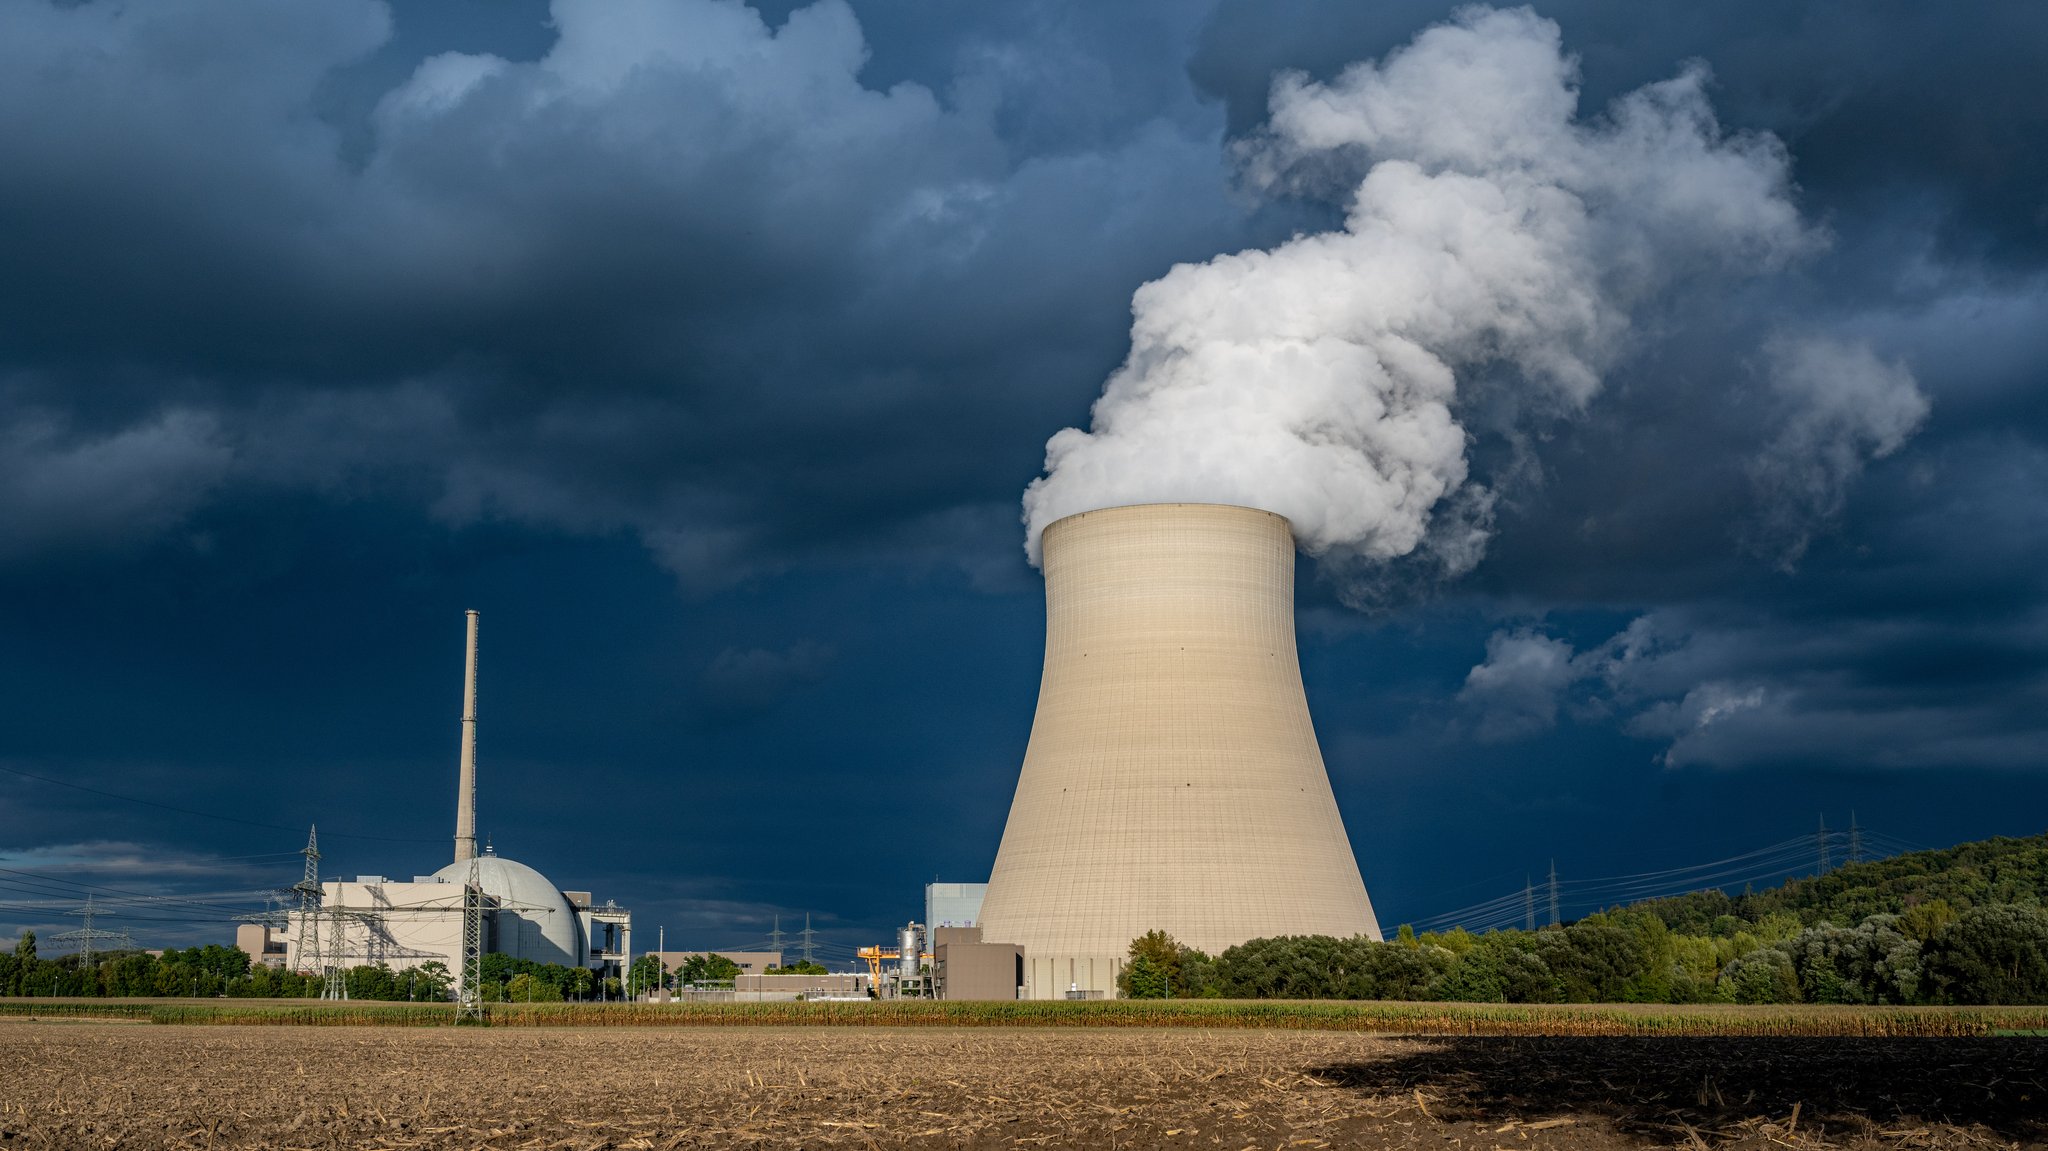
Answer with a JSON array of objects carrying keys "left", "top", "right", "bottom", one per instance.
[{"left": 2, "top": 0, "right": 2046, "bottom": 963}]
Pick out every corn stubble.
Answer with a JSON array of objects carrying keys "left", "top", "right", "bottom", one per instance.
[{"left": 1, "top": 1020, "right": 2040, "bottom": 1150}]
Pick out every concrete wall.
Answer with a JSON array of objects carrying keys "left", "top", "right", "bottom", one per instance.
[
  {"left": 935, "top": 942, "right": 1023, "bottom": 1001},
  {"left": 978, "top": 503, "right": 1380, "bottom": 998},
  {"left": 652, "top": 950, "right": 782, "bottom": 977},
  {"left": 235, "top": 924, "right": 286, "bottom": 968},
  {"left": 734, "top": 972, "right": 866, "bottom": 996},
  {"left": 281, "top": 879, "right": 467, "bottom": 976}
]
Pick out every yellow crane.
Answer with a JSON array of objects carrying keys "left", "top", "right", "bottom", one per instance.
[{"left": 856, "top": 945, "right": 934, "bottom": 988}]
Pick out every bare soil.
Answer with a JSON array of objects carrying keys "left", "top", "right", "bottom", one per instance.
[{"left": 0, "top": 1021, "right": 2038, "bottom": 1149}]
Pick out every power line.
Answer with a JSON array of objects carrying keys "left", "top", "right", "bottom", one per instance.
[{"left": 1407, "top": 824, "right": 1927, "bottom": 935}]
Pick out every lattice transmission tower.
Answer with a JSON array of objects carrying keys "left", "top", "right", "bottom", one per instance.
[
  {"left": 52, "top": 895, "right": 135, "bottom": 975},
  {"left": 455, "top": 853, "right": 485, "bottom": 1023},
  {"left": 291, "top": 826, "right": 326, "bottom": 988}
]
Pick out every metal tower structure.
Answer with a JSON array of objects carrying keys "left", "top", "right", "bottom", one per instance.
[
  {"left": 768, "top": 915, "right": 785, "bottom": 959},
  {"left": 52, "top": 896, "right": 135, "bottom": 973},
  {"left": 455, "top": 853, "right": 485, "bottom": 1022},
  {"left": 291, "top": 826, "right": 324, "bottom": 981},
  {"left": 1523, "top": 879, "right": 1535, "bottom": 932},
  {"left": 799, "top": 913, "right": 817, "bottom": 967},
  {"left": 1848, "top": 811, "right": 1863, "bottom": 865},
  {"left": 1546, "top": 861, "right": 1560, "bottom": 927},
  {"left": 1817, "top": 814, "right": 1832, "bottom": 874}
]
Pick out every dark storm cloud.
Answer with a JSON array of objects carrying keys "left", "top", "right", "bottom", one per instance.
[{"left": 0, "top": 0, "right": 1249, "bottom": 584}]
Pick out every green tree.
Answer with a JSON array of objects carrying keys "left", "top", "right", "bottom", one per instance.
[
  {"left": 1177, "top": 945, "right": 1221, "bottom": 998},
  {"left": 1117, "top": 931, "right": 1186, "bottom": 998},
  {"left": 1719, "top": 948, "right": 1800, "bottom": 1003},
  {"left": 1898, "top": 899, "right": 1959, "bottom": 942},
  {"left": 1429, "top": 933, "right": 1558, "bottom": 1003},
  {"left": 1921, "top": 904, "right": 2048, "bottom": 1004},
  {"left": 767, "top": 960, "right": 829, "bottom": 975},
  {"left": 679, "top": 953, "right": 741, "bottom": 984},
  {"left": 505, "top": 971, "right": 561, "bottom": 1002},
  {"left": 1124, "top": 953, "right": 1171, "bottom": 998},
  {"left": 411, "top": 961, "right": 454, "bottom": 1001},
  {"left": 562, "top": 966, "right": 594, "bottom": 1000},
  {"left": 1777, "top": 915, "right": 1921, "bottom": 1004},
  {"left": 345, "top": 964, "right": 401, "bottom": 1001},
  {"left": 628, "top": 953, "right": 666, "bottom": 996}
]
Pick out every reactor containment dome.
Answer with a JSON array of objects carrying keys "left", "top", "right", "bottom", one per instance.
[
  {"left": 429, "top": 851, "right": 582, "bottom": 969},
  {"left": 977, "top": 503, "right": 1380, "bottom": 998}
]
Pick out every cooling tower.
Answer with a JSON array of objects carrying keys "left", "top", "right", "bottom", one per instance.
[{"left": 978, "top": 503, "right": 1379, "bottom": 998}]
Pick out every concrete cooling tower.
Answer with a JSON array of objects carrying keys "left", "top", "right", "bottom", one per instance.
[{"left": 978, "top": 503, "right": 1379, "bottom": 998}]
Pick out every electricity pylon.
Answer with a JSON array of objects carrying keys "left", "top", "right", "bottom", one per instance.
[
  {"left": 53, "top": 896, "right": 134, "bottom": 974},
  {"left": 455, "top": 853, "right": 485, "bottom": 1023},
  {"left": 291, "top": 826, "right": 324, "bottom": 979}
]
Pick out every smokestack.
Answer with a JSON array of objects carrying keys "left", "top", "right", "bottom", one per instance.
[
  {"left": 453, "top": 609, "right": 480, "bottom": 865},
  {"left": 978, "top": 504, "right": 1379, "bottom": 997}
]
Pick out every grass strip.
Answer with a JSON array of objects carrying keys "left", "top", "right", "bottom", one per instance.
[{"left": 5, "top": 998, "right": 2047, "bottom": 1035}]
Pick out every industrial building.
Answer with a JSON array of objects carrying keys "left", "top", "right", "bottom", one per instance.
[
  {"left": 977, "top": 504, "right": 1381, "bottom": 998},
  {"left": 264, "top": 611, "right": 632, "bottom": 990},
  {"left": 925, "top": 882, "right": 986, "bottom": 932},
  {"left": 648, "top": 951, "right": 782, "bottom": 978},
  {"left": 277, "top": 855, "right": 631, "bottom": 979}
]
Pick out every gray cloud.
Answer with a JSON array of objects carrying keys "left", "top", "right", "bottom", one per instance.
[
  {"left": 1460, "top": 599, "right": 2048, "bottom": 772},
  {"left": 1745, "top": 336, "right": 1928, "bottom": 569},
  {"left": 701, "top": 640, "right": 837, "bottom": 715},
  {"left": 0, "top": 408, "right": 232, "bottom": 561},
  {"left": 1458, "top": 628, "right": 1577, "bottom": 740},
  {"left": 0, "top": 0, "right": 1245, "bottom": 580}
]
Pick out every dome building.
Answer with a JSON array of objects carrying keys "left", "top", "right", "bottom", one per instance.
[{"left": 429, "top": 850, "right": 581, "bottom": 968}]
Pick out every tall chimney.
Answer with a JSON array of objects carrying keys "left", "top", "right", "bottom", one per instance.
[
  {"left": 977, "top": 504, "right": 1379, "bottom": 998},
  {"left": 453, "top": 609, "right": 480, "bottom": 865}
]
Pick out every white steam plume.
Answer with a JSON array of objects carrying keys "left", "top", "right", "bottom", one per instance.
[{"left": 1023, "top": 7, "right": 1816, "bottom": 568}]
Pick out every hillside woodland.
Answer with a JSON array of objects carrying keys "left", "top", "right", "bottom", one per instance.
[{"left": 1120, "top": 834, "right": 2048, "bottom": 1005}]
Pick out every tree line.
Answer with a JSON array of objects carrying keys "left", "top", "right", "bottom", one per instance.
[
  {"left": 0, "top": 934, "right": 625, "bottom": 1002},
  {"left": 1120, "top": 834, "right": 2048, "bottom": 1005}
]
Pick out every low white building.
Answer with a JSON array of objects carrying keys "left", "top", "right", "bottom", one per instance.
[{"left": 282, "top": 848, "right": 630, "bottom": 982}]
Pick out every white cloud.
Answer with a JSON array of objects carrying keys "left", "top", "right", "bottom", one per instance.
[{"left": 1023, "top": 6, "right": 1818, "bottom": 586}]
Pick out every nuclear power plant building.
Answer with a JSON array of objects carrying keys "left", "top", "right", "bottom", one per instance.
[
  {"left": 268, "top": 611, "right": 633, "bottom": 989},
  {"left": 978, "top": 503, "right": 1380, "bottom": 998}
]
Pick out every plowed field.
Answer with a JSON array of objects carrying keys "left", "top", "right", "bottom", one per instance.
[{"left": 0, "top": 1021, "right": 2039, "bottom": 1149}]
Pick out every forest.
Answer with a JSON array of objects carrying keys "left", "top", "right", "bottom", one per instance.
[{"left": 1120, "top": 833, "right": 2048, "bottom": 1005}]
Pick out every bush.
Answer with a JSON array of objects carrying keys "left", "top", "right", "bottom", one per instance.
[
  {"left": 1922, "top": 904, "right": 2048, "bottom": 1004},
  {"left": 1720, "top": 948, "right": 1800, "bottom": 1004}
]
